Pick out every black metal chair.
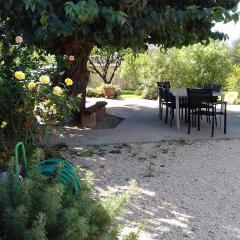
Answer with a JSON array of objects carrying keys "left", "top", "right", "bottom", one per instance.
[
  {"left": 158, "top": 86, "right": 166, "bottom": 120},
  {"left": 211, "top": 84, "right": 222, "bottom": 92},
  {"left": 157, "top": 81, "right": 171, "bottom": 120},
  {"left": 157, "top": 81, "right": 171, "bottom": 88},
  {"left": 203, "top": 83, "right": 213, "bottom": 90},
  {"left": 203, "top": 83, "right": 223, "bottom": 125},
  {"left": 164, "top": 88, "right": 188, "bottom": 127},
  {"left": 187, "top": 88, "right": 227, "bottom": 137}
]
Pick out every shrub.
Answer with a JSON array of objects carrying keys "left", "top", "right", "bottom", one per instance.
[
  {"left": 226, "top": 64, "right": 240, "bottom": 95},
  {"left": 118, "top": 53, "right": 142, "bottom": 90},
  {"left": 231, "top": 38, "right": 240, "bottom": 64},
  {"left": 0, "top": 154, "right": 138, "bottom": 240},
  {"left": 115, "top": 86, "right": 122, "bottom": 97},
  {"left": 119, "top": 41, "right": 232, "bottom": 99},
  {"left": 0, "top": 21, "right": 80, "bottom": 168},
  {"left": 86, "top": 86, "right": 105, "bottom": 97},
  {"left": 86, "top": 85, "right": 121, "bottom": 98}
]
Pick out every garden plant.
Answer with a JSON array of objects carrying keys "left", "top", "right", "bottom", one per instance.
[
  {"left": 0, "top": 22, "right": 80, "bottom": 168},
  {"left": 119, "top": 41, "right": 232, "bottom": 99}
]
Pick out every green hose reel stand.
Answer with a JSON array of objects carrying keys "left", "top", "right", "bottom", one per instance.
[{"left": 14, "top": 142, "right": 81, "bottom": 194}]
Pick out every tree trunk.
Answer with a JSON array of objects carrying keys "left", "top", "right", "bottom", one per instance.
[{"left": 64, "top": 41, "right": 93, "bottom": 121}]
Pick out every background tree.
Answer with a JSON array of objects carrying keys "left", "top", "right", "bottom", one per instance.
[
  {"left": 0, "top": 0, "right": 239, "bottom": 120},
  {"left": 88, "top": 47, "right": 123, "bottom": 84},
  {"left": 120, "top": 41, "right": 232, "bottom": 99},
  {"left": 231, "top": 38, "right": 240, "bottom": 64}
]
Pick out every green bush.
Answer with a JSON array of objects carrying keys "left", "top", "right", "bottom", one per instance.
[
  {"left": 226, "top": 65, "right": 240, "bottom": 95},
  {"left": 231, "top": 38, "right": 240, "bottom": 64},
  {"left": 115, "top": 86, "right": 122, "bottom": 97},
  {"left": 119, "top": 41, "right": 232, "bottom": 99},
  {"left": 86, "top": 85, "right": 122, "bottom": 98},
  {"left": 86, "top": 86, "right": 105, "bottom": 97},
  {"left": 0, "top": 155, "right": 138, "bottom": 240}
]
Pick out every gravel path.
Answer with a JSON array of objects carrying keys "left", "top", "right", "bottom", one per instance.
[{"left": 62, "top": 139, "right": 240, "bottom": 240}]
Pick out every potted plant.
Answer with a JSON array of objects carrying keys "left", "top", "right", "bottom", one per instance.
[{"left": 103, "top": 84, "right": 116, "bottom": 98}]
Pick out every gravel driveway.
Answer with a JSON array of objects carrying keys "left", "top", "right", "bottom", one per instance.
[{"left": 62, "top": 139, "right": 240, "bottom": 240}]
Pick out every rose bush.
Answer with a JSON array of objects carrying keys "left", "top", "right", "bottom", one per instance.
[{"left": 0, "top": 22, "right": 80, "bottom": 168}]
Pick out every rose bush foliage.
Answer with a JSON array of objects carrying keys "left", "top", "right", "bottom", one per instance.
[{"left": 0, "top": 23, "right": 80, "bottom": 167}]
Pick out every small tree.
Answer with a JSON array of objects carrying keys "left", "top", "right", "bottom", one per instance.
[{"left": 88, "top": 47, "right": 123, "bottom": 84}]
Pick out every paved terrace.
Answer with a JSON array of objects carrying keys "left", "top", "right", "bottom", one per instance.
[{"left": 58, "top": 98, "right": 240, "bottom": 146}]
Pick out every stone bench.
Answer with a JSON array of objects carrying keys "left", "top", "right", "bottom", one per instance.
[{"left": 81, "top": 101, "right": 107, "bottom": 128}]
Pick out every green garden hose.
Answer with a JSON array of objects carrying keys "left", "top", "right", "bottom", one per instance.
[{"left": 14, "top": 142, "right": 81, "bottom": 194}]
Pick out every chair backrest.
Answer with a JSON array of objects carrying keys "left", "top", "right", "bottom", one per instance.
[
  {"left": 187, "top": 88, "right": 213, "bottom": 107},
  {"left": 157, "top": 81, "right": 171, "bottom": 88},
  {"left": 211, "top": 84, "right": 221, "bottom": 92},
  {"left": 158, "top": 87, "right": 165, "bottom": 100},
  {"left": 164, "top": 87, "right": 175, "bottom": 103},
  {"left": 203, "top": 83, "right": 221, "bottom": 92},
  {"left": 203, "top": 83, "right": 212, "bottom": 89}
]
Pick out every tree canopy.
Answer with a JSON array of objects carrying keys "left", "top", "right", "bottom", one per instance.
[{"left": 1, "top": 0, "right": 239, "bottom": 55}]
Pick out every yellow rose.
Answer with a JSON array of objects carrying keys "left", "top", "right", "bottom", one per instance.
[
  {"left": 65, "top": 78, "right": 73, "bottom": 86},
  {"left": 39, "top": 75, "right": 50, "bottom": 84},
  {"left": 53, "top": 86, "right": 63, "bottom": 96},
  {"left": 27, "top": 81, "right": 37, "bottom": 90},
  {"left": 1, "top": 121, "right": 7, "bottom": 128},
  {"left": 1, "top": 60, "right": 5, "bottom": 65},
  {"left": 44, "top": 99, "right": 51, "bottom": 106},
  {"left": 15, "top": 71, "right": 25, "bottom": 80},
  {"left": 77, "top": 93, "right": 82, "bottom": 98}
]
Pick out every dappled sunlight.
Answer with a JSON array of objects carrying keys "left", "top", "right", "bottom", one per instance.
[
  {"left": 224, "top": 226, "right": 240, "bottom": 239},
  {"left": 63, "top": 125, "right": 92, "bottom": 131},
  {"left": 62, "top": 140, "right": 240, "bottom": 239},
  {"left": 158, "top": 217, "right": 189, "bottom": 229}
]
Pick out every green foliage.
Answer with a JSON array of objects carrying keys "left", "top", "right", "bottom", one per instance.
[
  {"left": 118, "top": 53, "right": 141, "bottom": 90},
  {"left": 65, "top": 0, "right": 99, "bottom": 24},
  {"left": 117, "top": 90, "right": 141, "bottom": 99},
  {"left": 122, "top": 221, "right": 146, "bottom": 240},
  {"left": 78, "top": 149, "right": 95, "bottom": 158},
  {"left": 0, "top": 157, "right": 137, "bottom": 240},
  {"left": 226, "top": 64, "right": 240, "bottom": 95},
  {"left": 0, "top": 1, "right": 238, "bottom": 52},
  {"left": 0, "top": 21, "right": 80, "bottom": 168},
  {"left": 86, "top": 86, "right": 105, "bottom": 98},
  {"left": 119, "top": 41, "right": 232, "bottom": 99},
  {"left": 231, "top": 38, "right": 240, "bottom": 64},
  {"left": 103, "top": 180, "right": 136, "bottom": 219},
  {"left": 86, "top": 84, "right": 121, "bottom": 98}
]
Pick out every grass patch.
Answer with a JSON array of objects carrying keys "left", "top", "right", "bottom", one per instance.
[
  {"left": 118, "top": 90, "right": 142, "bottom": 99},
  {"left": 78, "top": 149, "right": 94, "bottom": 157}
]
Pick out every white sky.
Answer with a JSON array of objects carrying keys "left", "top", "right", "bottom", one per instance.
[{"left": 213, "top": 3, "right": 240, "bottom": 44}]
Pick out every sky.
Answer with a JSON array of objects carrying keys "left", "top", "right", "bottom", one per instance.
[{"left": 213, "top": 3, "right": 240, "bottom": 45}]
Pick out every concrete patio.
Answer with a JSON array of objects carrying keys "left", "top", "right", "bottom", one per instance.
[{"left": 58, "top": 98, "right": 240, "bottom": 146}]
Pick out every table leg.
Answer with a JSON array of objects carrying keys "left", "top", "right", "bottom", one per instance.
[
  {"left": 176, "top": 96, "right": 180, "bottom": 131},
  {"left": 220, "top": 94, "right": 225, "bottom": 128},
  {"left": 159, "top": 94, "right": 162, "bottom": 119}
]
